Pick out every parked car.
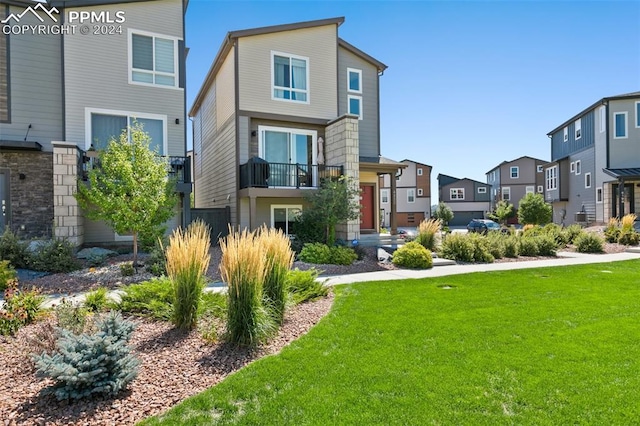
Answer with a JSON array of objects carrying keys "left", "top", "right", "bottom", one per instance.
[
  {"left": 397, "top": 228, "right": 416, "bottom": 240},
  {"left": 467, "top": 219, "right": 502, "bottom": 234}
]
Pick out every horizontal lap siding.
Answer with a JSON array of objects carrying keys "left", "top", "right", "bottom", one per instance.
[{"left": 609, "top": 99, "right": 640, "bottom": 168}]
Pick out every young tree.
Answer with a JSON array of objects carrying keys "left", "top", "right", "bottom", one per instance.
[
  {"left": 303, "top": 176, "right": 361, "bottom": 246},
  {"left": 434, "top": 202, "right": 454, "bottom": 226},
  {"left": 76, "top": 123, "right": 178, "bottom": 267},
  {"left": 489, "top": 200, "right": 515, "bottom": 225},
  {"left": 517, "top": 193, "right": 552, "bottom": 225}
]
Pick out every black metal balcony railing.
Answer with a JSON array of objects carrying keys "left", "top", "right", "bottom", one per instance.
[
  {"left": 81, "top": 153, "right": 191, "bottom": 184},
  {"left": 239, "top": 158, "right": 343, "bottom": 189}
]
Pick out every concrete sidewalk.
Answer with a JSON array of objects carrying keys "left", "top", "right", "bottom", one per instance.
[{"left": 27, "top": 249, "right": 640, "bottom": 309}]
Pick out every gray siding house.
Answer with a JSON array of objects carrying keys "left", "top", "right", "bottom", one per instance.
[
  {"left": 545, "top": 91, "right": 640, "bottom": 225},
  {"left": 190, "top": 17, "right": 406, "bottom": 241},
  {"left": 437, "top": 174, "right": 491, "bottom": 226},
  {"left": 0, "top": 0, "right": 190, "bottom": 244},
  {"left": 486, "top": 156, "right": 546, "bottom": 222},
  {"left": 379, "top": 159, "right": 432, "bottom": 227}
]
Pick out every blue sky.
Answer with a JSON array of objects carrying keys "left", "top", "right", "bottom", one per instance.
[{"left": 185, "top": 0, "right": 640, "bottom": 203}]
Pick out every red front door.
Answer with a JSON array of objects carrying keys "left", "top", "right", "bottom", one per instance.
[{"left": 359, "top": 185, "right": 375, "bottom": 230}]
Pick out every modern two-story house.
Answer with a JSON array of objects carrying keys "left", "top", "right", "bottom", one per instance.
[
  {"left": 0, "top": 0, "right": 190, "bottom": 245},
  {"left": 190, "top": 17, "right": 406, "bottom": 242},
  {"left": 544, "top": 91, "right": 640, "bottom": 225},
  {"left": 379, "top": 159, "right": 432, "bottom": 227},
  {"left": 486, "top": 155, "right": 546, "bottom": 218},
  {"left": 437, "top": 174, "right": 491, "bottom": 226}
]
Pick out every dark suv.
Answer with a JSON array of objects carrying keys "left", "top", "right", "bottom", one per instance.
[{"left": 467, "top": 219, "right": 501, "bottom": 234}]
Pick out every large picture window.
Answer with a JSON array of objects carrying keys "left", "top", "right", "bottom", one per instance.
[
  {"left": 271, "top": 205, "right": 302, "bottom": 236},
  {"left": 272, "top": 52, "right": 308, "bottom": 102},
  {"left": 450, "top": 188, "right": 464, "bottom": 200},
  {"left": 86, "top": 108, "right": 167, "bottom": 154},
  {"left": 545, "top": 166, "right": 558, "bottom": 191},
  {"left": 129, "top": 30, "right": 179, "bottom": 88},
  {"left": 258, "top": 126, "right": 317, "bottom": 187}
]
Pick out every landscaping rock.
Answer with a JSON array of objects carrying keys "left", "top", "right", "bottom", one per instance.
[{"left": 76, "top": 247, "right": 119, "bottom": 259}]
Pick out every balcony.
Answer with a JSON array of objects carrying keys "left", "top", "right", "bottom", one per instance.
[{"left": 239, "top": 158, "right": 343, "bottom": 189}]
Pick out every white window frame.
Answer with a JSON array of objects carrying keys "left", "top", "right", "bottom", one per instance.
[
  {"left": 450, "top": 188, "right": 464, "bottom": 200},
  {"left": 510, "top": 166, "right": 519, "bottom": 179},
  {"left": 417, "top": 188, "right": 423, "bottom": 196},
  {"left": 537, "top": 185, "right": 543, "bottom": 193},
  {"left": 636, "top": 101, "right": 640, "bottom": 128},
  {"left": 614, "top": 112, "right": 628, "bottom": 139},
  {"left": 477, "top": 187, "right": 487, "bottom": 194},
  {"left": 271, "top": 51, "right": 310, "bottom": 104},
  {"left": 347, "top": 94, "right": 363, "bottom": 120},
  {"left": 600, "top": 106, "right": 606, "bottom": 133},
  {"left": 381, "top": 189, "right": 389, "bottom": 204},
  {"left": 584, "top": 172, "right": 591, "bottom": 189},
  {"left": 128, "top": 29, "right": 180, "bottom": 90},
  {"left": 346, "top": 67, "right": 362, "bottom": 94},
  {"left": 407, "top": 188, "right": 416, "bottom": 203},
  {"left": 546, "top": 166, "right": 558, "bottom": 191},
  {"left": 596, "top": 187, "right": 603, "bottom": 203},
  {"left": 84, "top": 107, "right": 168, "bottom": 154},
  {"left": 417, "top": 168, "right": 423, "bottom": 176},
  {"left": 575, "top": 118, "right": 582, "bottom": 140},
  {"left": 526, "top": 186, "right": 535, "bottom": 194},
  {"left": 575, "top": 160, "right": 581, "bottom": 175},
  {"left": 271, "top": 205, "right": 302, "bottom": 236},
  {"left": 563, "top": 127, "right": 568, "bottom": 142},
  {"left": 537, "top": 165, "right": 543, "bottom": 173},
  {"left": 570, "top": 162, "right": 575, "bottom": 173},
  {"left": 502, "top": 187, "right": 511, "bottom": 201}
]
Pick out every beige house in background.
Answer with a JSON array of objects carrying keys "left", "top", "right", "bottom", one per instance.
[
  {"left": 379, "top": 159, "right": 431, "bottom": 227},
  {"left": 190, "top": 17, "right": 406, "bottom": 241}
]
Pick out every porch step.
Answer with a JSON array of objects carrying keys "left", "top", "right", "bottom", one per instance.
[{"left": 357, "top": 234, "right": 403, "bottom": 247}]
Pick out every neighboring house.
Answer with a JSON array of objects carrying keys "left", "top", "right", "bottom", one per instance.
[
  {"left": 545, "top": 91, "right": 640, "bottom": 225},
  {"left": 486, "top": 155, "right": 546, "bottom": 219},
  {"left": 379, "top": 159, "right": 432, "bottom": 227},
  {"left": 190, "top": 17, "right": 406, "bottom": 241},
  {"left": 437, "top": 174, "right": 491, "bottom": 226},
  {"left": 0, "top": 0, "right": 190, "bottom": 245}
]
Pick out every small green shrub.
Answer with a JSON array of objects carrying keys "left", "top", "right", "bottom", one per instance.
[
  {"left": 392, "top": 241, "right": 433, "bottom": 269},
  {"left": 33, "top": 312, "right": 140, "bottom": 401},
  {"left": 290, "top": 210, "right": 326, "bottom": 253},
  {"left": 562, "top": 224, "right": 583, "bottom": 245},
  {"left": 485, "top": 233, "right": 505, "bottom": 259},
  {"left": 604, "top": 218, "right": 620, "bottom": 243},
  {"left": 145, "top": 240, "right": 167, "bottom": 276},
  {"left": 299, "top": 243, "right": 331, "bottom": 264},
  {"left": 0, "top": 282, "right": 44, "bottom": 336},
  {"left": 29, "top": 239, "right": 80, "bottom": 273},
  {"left": 439, "top": 233, "right": 475, "bottom": 262},
  {"left": 0, "top": 228, "right": 30, "bottom": 269},
  {"left": 286, "top": 268, "right": 329, "bottom": 305},
  {"left": 86, "top": 253, "right": 107, "bottom": 267},
  {"left": 518, "top": 237, "right": 539, "bottom": 256},
  {"left": 329, "top": 246, "right": 358, "bottom": 266},
  {"left": 55, "top": 299, "right": 90, "bottom": 334},
  {"left": 113, "top": 277, "right": 174, "bottom": 320},
  {"left": 503, "top": 236, "right": 519, "bottom": 258},
  {"left": 120, "top": 262, "right": 135, "bottom": 277},
  {"left": 0, "top": 260, "right": 17, "bottom": 292},
  {"left": 574, "top": 232, "right": 604, "bottom": 253},
  {"left": 618, "top": 229, "right": 640, "bottom": 246},
  {"left": 84, "top": 287, "right": 109, "bottom": 313},
  {"left": 536, "top": 235, "right": 558, "bottom": 256},
  {"left": 468, "top": 233, "right": 494, "bottom": 263}
]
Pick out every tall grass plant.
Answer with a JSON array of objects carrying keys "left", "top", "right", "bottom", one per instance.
[{"left": 258, "top": 226, "right": 294, "bottom": 324}]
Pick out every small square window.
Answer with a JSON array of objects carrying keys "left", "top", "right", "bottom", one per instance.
[
  {"left": 450, "top": 188, "right": 464, "bottom": 200},
  {"left": 347, "top": 68, "right": 362, "bottom": 93},
  {"left": 417, "top": 168, "right": 423, "bottom": 176},
  {"left": 537, "top": 165, "right": 543, "bottom": 173},
  {"left": 272, "top": 51, "right": 309, "bottom": 103},
  {"left": 417, "top": 188, "right": 423, "bottom": 196},
  {"left": 348, "top": 95, "right": 362, "bottom": 119},
  {"left": 478, "top": 187, "right": 487, "bottom": 194},
  {"left": 537, "top": 185, "right": 543, "bottom": 193},
  {"left": 510, "top": 166, "right": 519, "bottom": 179}
]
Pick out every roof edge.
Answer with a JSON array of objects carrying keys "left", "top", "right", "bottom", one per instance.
[
  {"left": 338, "top": 38, "right": 387, "bottom": 72},
  {"left": 229, "top": 16, "right": 344, "bottom": 39}
]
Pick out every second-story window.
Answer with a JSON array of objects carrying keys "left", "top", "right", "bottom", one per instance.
[
  {"left": 546, "top": 166, "right": 558, "bottom": 191},
  {"left": 272, "top": 52, "right": 308, "bottom": 103},
  {"left": 510, "top": 166, "right": 519, "bottom": 178},
  {"left": 502, "top": 187, "right": 511, "bottom": 201},
  {"left": 575, "top": 118, "right": 582, "bottom": 139},
  {"left": 450, "top": 188, "right": 464, "bottom": 200},
  {"left": 347, "top": 67, "right": 362, "bottom": 119},
  {"left": 614, "top": 112, "right": 627, "bottom": 138},
  {"left": 417, "top": 168, "right": 423, "bottom": 176},
  {"left": 407, "top": 189, "right": 415, "bottom": 203},
  {"left": 381, "top": 189, "right": 389, "bottom": 203},
  {"left": 477, "top": 187, "right": 487, "bottom": 194},
  {"left": 130, "top": 31, "right": 178, "bottom": 88},
  {"left": 87, "top": 108, "right": 166, "bottom": 155}
]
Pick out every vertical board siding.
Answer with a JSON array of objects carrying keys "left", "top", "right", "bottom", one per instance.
[
  {"left": 551, "top": 110, "right": 595, "bottom": 162},
  {"left": 338, "top": 46, "right": 379, "bottom": 158},
  {"left": 64, "top": 0, "right": 185, "bottom": 156},
  {"left": 237, "top": 25, "right": 337, "bottom": 119}
]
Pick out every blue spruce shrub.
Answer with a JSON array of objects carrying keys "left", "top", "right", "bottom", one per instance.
[{"left": 33, "top": 311, "right": 140, "bottom": 400}]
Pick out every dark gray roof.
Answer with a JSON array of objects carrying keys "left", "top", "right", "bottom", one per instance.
[
  {"left": 360, "top": 156, "right": 405, "bottom": 166},
  {"left": 0, "top": 140, "right": 43, "bottom": 151},
  {"left": 603, "top": 168, "right": 640, "bottom": 180},
  {"left": 485, "top": 155, "right": 547, "bottom": 174},
  {"left": 547, "top": 90, "right": 640, "bottom": 136}
]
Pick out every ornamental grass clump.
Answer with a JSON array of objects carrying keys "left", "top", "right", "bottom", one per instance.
[
  {"left": 257, "top": 226, "right": 294, "bottom": 325},
  {"left": 165, "top": 219, "right": 211, "bottom": 330},
  {"left": 618, "top": 214, "right": 640, "bottom": 245},
  {"left": 220, "top": 228, "right": 274, "bottom": 346},
  {"left": 415, "top": 218, "right": 441, "bottom": 251}
]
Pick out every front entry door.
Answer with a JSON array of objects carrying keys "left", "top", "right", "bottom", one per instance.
[
  {"left": 359, "top": 185, "right": 375, "bottom": 230},
  {"left": 0, "top": 171, "right": 8, "bottom": 234},
  {"left": 612, "top": 183, "right": 635, "bottom": 217}
]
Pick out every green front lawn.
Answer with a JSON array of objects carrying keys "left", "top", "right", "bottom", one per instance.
[{"left": 143, "top": 260, "right": 640, "bottom": 425}]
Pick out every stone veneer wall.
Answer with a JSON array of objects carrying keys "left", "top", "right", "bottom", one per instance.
[
  {"left": 0, "top": 151, "right": 53, "bottom": 238},
  {"left": 325, "top": 115, "right": 360, "bottom": 243},
  {"left": 52, "top": 142, "right": 84, "bottom": 246}
]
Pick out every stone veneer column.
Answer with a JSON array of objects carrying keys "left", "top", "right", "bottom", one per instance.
[
  {"left": 324, "top": 115, "right": 360, "bottom": 243},
  {"left": 52, "top": 142, "right": 84, "bottom": 246}
]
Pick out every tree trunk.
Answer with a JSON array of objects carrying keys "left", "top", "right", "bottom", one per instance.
[{"left": 133, "top": 231, "right": 138, "bottom": 272}]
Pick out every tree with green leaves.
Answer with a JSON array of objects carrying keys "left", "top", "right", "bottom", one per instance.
[
  {"left": 303, "top": 176, "right": 361, "bottom": 246},
  {"left": 517, "top": 193, "right": 552, "bottom": 225},
  {"left": 434, "top": 202, "right": 454, "bottom": 226},
  {"left": 489, "top": 200, "right": 515, "bottom": 225},
  {"left": 75, "top": 123, "right": 178, "bottom": 267}
]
